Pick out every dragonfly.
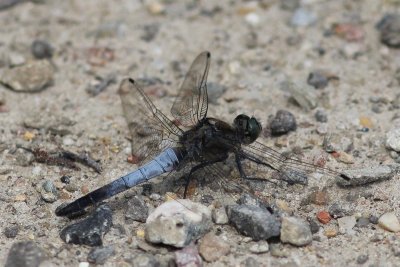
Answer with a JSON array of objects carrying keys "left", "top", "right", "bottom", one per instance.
[{"left": 56, "top": 51, "right": 349, "bottom": 217}]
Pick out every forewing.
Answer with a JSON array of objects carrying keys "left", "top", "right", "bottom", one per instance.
[
  {"left": 171, "top": 51, "right": 210, "bottom": 127},
  {"left": 119, "top": 78, "right": 183, "bottom": 164},
  {"left": 239, "top": 141, "right": 342, "bottom": 184}
]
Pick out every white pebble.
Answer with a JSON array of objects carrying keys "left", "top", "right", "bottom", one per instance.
[
  {"left": 378, "top": 212, "right": 400, "bottom": 232},
  {"left": 79, "top": 262, "right": 89, "bottom": 267},
  {"left": 245, "top": 13, "right": 260, "bottom": 26},
  {"left": 63, "top": 137, "right": 74, "bottom": 146}
]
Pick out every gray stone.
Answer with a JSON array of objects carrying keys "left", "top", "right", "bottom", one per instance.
[
  {"left": 356, "top": 254, "right": 368, "bottom": 264},
  {"left": 356, "top": 217, "right": 370, "bottom": 228},
  {"left": 249, "top": 241, "right": 269, "bottom": 254},
  {"left": 227, "top": 204, "right": 280, "bottom": 241},
  {"left": 145, "top": 199, "right": 212, "bottom": 248},
  {"left": 338, "top": 216, "right": 356, "bottom": 235},
  {"left": 4, "top": 225, "right": 19, "bottom": 238},
  {"left": 31, "top": 40, "right": 53, "bottom": 59},
  {"left": 315, "top": 109, "right": 328, "bottom": 123},
  {"left": 60, "top": 204, "right": 113, "bottom": 246},
  {"left": 131, "top": 254, "right": 160, "bottom": 267},
  {"left": 291, "top": 8, "right": 317, "bottom": 27},
  {"left": 212, "top": 207, "right": 229, "bottom": 225},
  {"left": 280, "top": 217, "right": 312, "bottom": 246},
  {"left": 87, "top": 245, "right": 115, "bottom": 265},
  {"left": 329, "top": 203, "right": 352, "bottom": 219},
  {"left": 207, "top": 82, "right": 227, "bottom": 104},
  {"left": 337, "top": 165, "right": 394, "bottom": 186},
  {"left": 307, "top": 71, "right": 329, "bottom": 89},
  {"left": 0, "top": 60, "right": 53, "bottom": 92},
  {"left": 376, "top": 14, "right": 400, "bottom": 48},
  {"left": 125, "top": 196, "right": 149, "bottom": 223},
  {"left": 386, "top": 128, "right": 400, "bottom": 152},
  {"left": 270, "top": 110, "right": 297, "bottom": 135},
  {"left": 5, "top": 241, "right": 47, "bottom": 267},
  {"left": 323, "top": 133, "right": 353, "bottom": 153},
  {"left": 280, "top": 80, "right": 317, "bottom": 111}
]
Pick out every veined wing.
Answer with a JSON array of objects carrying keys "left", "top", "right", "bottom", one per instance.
[
  {"left": 239, "top": 141, "right": 348, "bottom": 184},
  {"left": 119, "top": 78, "right": 183, "bottom": 165},
  {"left": 171, "top": 51, "right": 210, "bottom": 127}
]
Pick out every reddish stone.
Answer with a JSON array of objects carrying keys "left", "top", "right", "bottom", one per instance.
[{"left": 317, "top": 211, "right": 332, "bottom": 224}]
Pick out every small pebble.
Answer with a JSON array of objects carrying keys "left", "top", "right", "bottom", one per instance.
[
  {"left": 280, "top": 80, "right": 317, "bottom": 111},
  {"left": 31, "top": 40, "right": 53, "bottom": 59},
  {"left": 5, "top": 241, "right": 46, "bottom": 267},
  {"left": 291, "top": 8, "right": 317, "bottom": 27},
  {"left": 386, "top": 128, "right": 400, "bottom": 152},
  {"left": 307, "top": 71, "right": 329, "bottom": 89},
  {"left": 308, "top": 219, "right": 320, "bottom": 234},
  {"left": 146, "top": 2, "right": 165, "bottom": 15},
  {"left": 4, "top": 225, "right": 19, "bottom": 238},
  {"left": 198, "top": 232, "right": 230, "bottom": 262},
  {"left": 338, "top": 216, "right": 356, "bottom": 235},
  {"left": 245, "top": 13, "right": 260, "bottom": 26},
  {"left": 356, "top": 254, "right": 369, "bottom": 264},
  {"left": 378, "top": 212, "right": 400, "bottom": 232},
  {"left": 62, "top": 137, "right": 74, "bottom": 146},
  {"left": 78, "top": 262, "right": 89, "bottom": 267},
  {"left": 309, "top": 191, "right": 329, "bottom": 205},
  {"left": 376, "top": 14, "right": 400, "bottom": 48},
  {"left": 336, "top": 151, "right": 355, "bottom": 164},
  {"left": 270, "top": 110, "right": 297, "bottom": 136},
  {"left": 324, "top": 228, "right": 338, "bottom": 238},
  {"left": 60, "top": 176, "right": 71, "bottom": 184},
  {"left": 329, "top": 203, "right": 351, "bottom": 218},
  {"left": 145, "top": 199, "right": 212, "bottom": 248},
  {"left": 369, "top": 215, "right": 379, "bottom": 224},
  {"left": 8, "top": 52, "right": 26, "bottom": 67},
  {"left": 125, "top": 196, "right": 149, "bottom": 223},
  {"left": 317, "top": 211, "right": 331, "bottom": 224},
  {"left": 315, "top": 110, "right": 328, "bottom": 122},
  {"left": 323, "top": 133, "right": 353, "bottom": 153},
  {"left": 212, "top": 207, "right": 229, "bottom": 225},
  {"left": 355, "top": 217, "right": 370, "bottom": 228},
  {"left": 280, "top": 216, "right": 312, "bottom": 246},
  {"left": 175, "top": 245, "right": 202, "bottom": 267},
  {"left": 87, "top": 245, "right": 115, "bottom": 265},
  {"left": 249, "top": 241, "right": 269, "bottom": 254}
]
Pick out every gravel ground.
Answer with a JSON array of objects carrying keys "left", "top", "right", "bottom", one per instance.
[{"left": 1, "top": 0, "right": 400, "bottom": 266}]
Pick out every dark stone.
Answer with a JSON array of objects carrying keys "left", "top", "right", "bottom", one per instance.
[
  {"left": 60, "top": 175, "right": 71, "bottom": 184},
  {"left": 124, "top": 196, "right": 149, "bottom": 223},
  {"left": 376, "top": 14, "right": 400, "bottom": 48},
  {"left": 270, "top": 110, "right": 297, "bottom": 136},
  {"left": 308, "top": 219, "right": 320, "bottom": 234},
  {"left": 141, "top": 23, "right": 160, "bottom": 42},
  {"left": 307, "top": 71, "right": 329, "bottom": 89},
  {"left": 369, "top": 215, "right": 379, "bottom": 224},
  {"left": 328, "top": 203, "right": 352, "bottom": 219},
  {"left": 315, "top": 109, "right": 328, "bottom": 122},
  {"left": 60, "top": 204, "right": 113, "bottom": 246},
  {"left": 227, "top": 204, "right": 281, "bottom": 241},
  {"left": 87, "top": 245, "right": 115, "bottom": 265},
  {"left": 5, "top": 241, "right": 46, "bottom": 267},
  {"left": 31, "top": 40, "right": 53, "bottom": 59},
  {"left": 4, "top": 225, "right": 19, "bottom": 238},
  {"left": 200, "top": 194, "right": 214, "bottom": 205}
]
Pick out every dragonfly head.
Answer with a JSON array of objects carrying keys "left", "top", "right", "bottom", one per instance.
[{"left": 233, "top": 114, "right": 262, "bottom": 144}]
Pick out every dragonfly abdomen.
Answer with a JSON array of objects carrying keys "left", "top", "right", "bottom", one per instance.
[{"left": 55, "top": 148, "right": 180, "bottom": 217}]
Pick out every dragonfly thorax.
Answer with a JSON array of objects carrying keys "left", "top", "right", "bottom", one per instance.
[{"left": 233, "top": 114, "right": 262, "bottom": 145}]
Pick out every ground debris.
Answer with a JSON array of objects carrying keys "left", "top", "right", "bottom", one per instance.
[
  {"left": 86, "top": 73, "right": 117, "bottom": 96},
  {"left": 17, "top": 146, "right": 102, "bottom": 173}
]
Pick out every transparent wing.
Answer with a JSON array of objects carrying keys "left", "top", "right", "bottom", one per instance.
[
  {"left": 171, "top": 51, "right": 210, "bottom": 127},
  {"left": 119, "top": 78, "right": 183, "bottom": 165},
  {"left": 239, "top": 141, "right": 344, "bottom": 184}
]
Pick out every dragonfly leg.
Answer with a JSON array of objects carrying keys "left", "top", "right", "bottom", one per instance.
[
  {"left": 183, "top": 156, "right": 228, "bottom": 198},
  {"left": 235, "top": 153, "right": 279, "bottom": 185}
]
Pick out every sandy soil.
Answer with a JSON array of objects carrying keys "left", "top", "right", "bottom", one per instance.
[{"left": 1, "top": 0, "right": 400, "bottom": 266}]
